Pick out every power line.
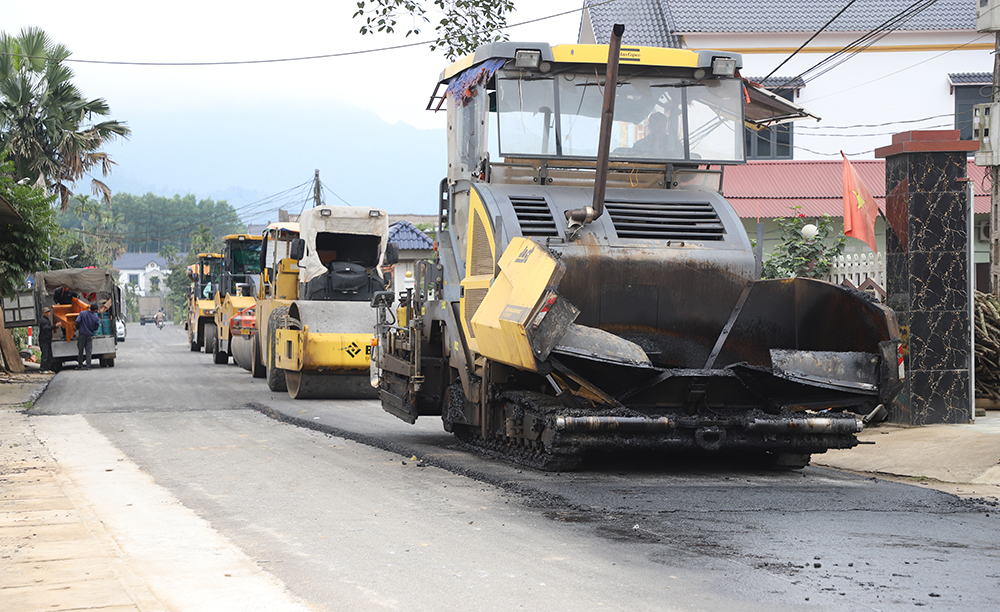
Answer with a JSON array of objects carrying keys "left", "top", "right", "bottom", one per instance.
[
  {"left": 771, "top": 0, "right": 943, "bottom": 94},
  {"left": 761, "top": 0, "right": 862, "bottom": 83},
  {"left": 1, "top": 2, "right": 615, "bottom": 68}
]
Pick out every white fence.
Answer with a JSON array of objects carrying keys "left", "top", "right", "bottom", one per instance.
[{"left": 825, "top": 253, "right": 885, "bottom": 289}]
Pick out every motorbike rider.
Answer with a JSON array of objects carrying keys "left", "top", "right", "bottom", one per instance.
[{"left": 155, "top": 309, "right": 165, "bottom": 328}]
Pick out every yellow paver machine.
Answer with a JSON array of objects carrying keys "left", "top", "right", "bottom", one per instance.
[{"left": 371, "top": 31, "right": 904, "bottom": 470}]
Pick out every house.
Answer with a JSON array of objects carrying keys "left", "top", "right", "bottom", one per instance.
[
  {"left": 580, "top": 1, "right": 990, "bottom": 268},
  {"left": 581, "top": 0, "right": 989, "bottom": 160},
  {"left": 724, "top": 159, "right": 990, "bottom": 288},
  {"left": 112, "top": 253, "right": 183, "bottom": 296},
  {"left": 386, "top": 220, "right": 435, "bottom": 291}
]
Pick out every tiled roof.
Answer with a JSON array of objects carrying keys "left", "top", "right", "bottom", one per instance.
[
  {"left": 585, "top": 0, "right": 974, "bottom": 41},
  {"left": 724, "top": 159, "right": 988, "bottom": 219},
  {"left": 584, "top": 0, "right": 682, "bottom": 48},
  {"left": 949, "top": 72, "right": 991, "bottom": 85},
  {"left": 388, "top": 220, "right": 434, "bottom": 250},
  {"left": 113, "top": 252, "right": 185, "bottom": 270}
]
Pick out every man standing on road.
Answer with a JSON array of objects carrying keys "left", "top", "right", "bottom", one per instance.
[
  {"left": 38, "top": 307, "right": 60, "bottom": 372},
  {"left": 75, "top": 303, "right": 100, "bottom": 370}
]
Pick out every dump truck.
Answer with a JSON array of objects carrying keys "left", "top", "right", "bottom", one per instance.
[
  {"left": 262, "top": 206, "right": 397, "bottom": 399},
  {"left": 185, "top": 253, "right": 223, "bottom": 352},
  {"left": 137, "top": 296, "right": 162, "bottom": 325},
  {"left": 370, "top": 34, "right": 904, "bottom": 470},
  {"left": 35, "top": 268, "right": 122, "bottom": 370},
  {"left": 206, "top": 234, "right": 263, "bottom": 365}
]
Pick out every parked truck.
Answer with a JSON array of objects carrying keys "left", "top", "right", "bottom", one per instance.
[
  {"left": 370, "top": 34, "right": 904, "bottom": 470},
  {"left": 137, "top": 296, "right": 162, "bottom": 325},
  {"left": 32, "top": 268, "right": 122, "bottom": 370}
]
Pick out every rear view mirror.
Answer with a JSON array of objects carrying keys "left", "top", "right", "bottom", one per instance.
[
  {"left": 290, "top": 238, "right": 305, "bottom": 261},
  {"left": 384, "top": 243, "right": 400, "bottom": 266}
]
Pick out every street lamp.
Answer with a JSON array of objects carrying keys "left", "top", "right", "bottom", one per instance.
[{"left": 801, "top": 224, "right": 818, "bottom": 241}]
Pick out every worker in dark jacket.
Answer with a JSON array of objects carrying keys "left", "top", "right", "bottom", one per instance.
[
  {"left": 54, "top": 285, "right": 79, "bottom": 305},
  {"left": 38, "top": 307, "right": 61, "bottom": 372},
  {"left": 75, "top": 303, "right": 100, "bottom": 370}
]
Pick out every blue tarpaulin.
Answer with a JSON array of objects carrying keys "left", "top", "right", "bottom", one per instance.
[{"left": 445, "top": 58, "right": 507, "bottom": 104}]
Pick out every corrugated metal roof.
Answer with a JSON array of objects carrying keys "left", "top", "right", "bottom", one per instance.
[
  {"left": 746, "top": 76, "right": 805, "bottom": 89},
  {"left": 949, "top": 72, "right": 991, "bottom": 85},
  {"left": 585, "top": 0, "right": 974, "bottom": 40},
  {"left": 724, "top": 159, "right": 988, "bottom": 219},
  {"left": 388, "top": 220, "right": 434, "bottom": 250}
]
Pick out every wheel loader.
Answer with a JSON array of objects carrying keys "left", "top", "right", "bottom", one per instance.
[
  {"left": 370, "top": 32, "right": 904, "bottom": 470},
  {"left": 206, "top": 234, "right": 263, "bottom": 365},
  {"left": 260, "top": 206, "right": 398, "bottom": 399},
  {"left": 185, "top": 253, "right": 223, "bottom": 352}
]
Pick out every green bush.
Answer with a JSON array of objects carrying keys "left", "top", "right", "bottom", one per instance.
[{"left": 762, "top": 207, "right": 846, "bottom": 280}]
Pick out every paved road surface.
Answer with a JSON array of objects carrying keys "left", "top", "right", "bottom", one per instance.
[{"left": 29, "top": 323, "right": 1000, "bottom": 611}]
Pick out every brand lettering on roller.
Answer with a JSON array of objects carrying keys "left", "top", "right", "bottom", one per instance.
[
  {"left": 514, "top": 245, "right": 534, "bottom": 264},
  {"left": 346, "top": 341, "right": 362, "bottom": 358}
]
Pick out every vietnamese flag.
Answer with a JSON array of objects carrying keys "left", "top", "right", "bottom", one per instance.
[{"left": 842, "top": 151, "right": 878, "bottom": 253}]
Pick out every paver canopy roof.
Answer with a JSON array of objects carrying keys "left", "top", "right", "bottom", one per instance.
[{"left": 584, "top": 0, "right": 975, "bottom": 45}]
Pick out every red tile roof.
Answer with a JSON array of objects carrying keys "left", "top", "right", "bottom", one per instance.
[{"left": 723, "top": 159, "right": 988, "bottom": 219}]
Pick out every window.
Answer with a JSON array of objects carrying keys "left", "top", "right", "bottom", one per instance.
[
  {"left": 743, "top": 78, "right": 800, "bottom": 160},
  {"left": 128, "top": 274, "right": 139, "bottom": 285},
  {"left": 951, "top": 73, "right": 991, "bottom": 142}
]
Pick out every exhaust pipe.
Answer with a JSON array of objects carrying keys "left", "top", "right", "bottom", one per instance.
[{"left": 566, "top": 23, "right": 625, "bottom": 234}]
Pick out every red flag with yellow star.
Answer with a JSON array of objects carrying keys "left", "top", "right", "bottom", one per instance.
[{"left": 842, "top": 151, "right": 878, "bottom": 252}]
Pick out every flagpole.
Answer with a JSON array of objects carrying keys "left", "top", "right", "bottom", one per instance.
[{"left": 991, "top": 30, "right": 1000, "bottom": 297}]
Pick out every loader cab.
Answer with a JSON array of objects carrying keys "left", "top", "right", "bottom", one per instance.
[
  {"left": 189, "top": 253, "right": 223, "bottom": 301},
  {"left": 220, "top": 235, "right": 263, "bottom": 298}
]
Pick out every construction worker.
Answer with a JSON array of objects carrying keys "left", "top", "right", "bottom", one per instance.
[
  {"left": 75, "top": 303, "right": 100, "bottom": 370},
  {"left": 38, "top": 307, "right": 61, "bottom": 372}
]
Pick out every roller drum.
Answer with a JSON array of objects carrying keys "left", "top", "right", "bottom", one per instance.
[
  {"left": 231, "top": 334, "right": 253, "bottom": 372},
  {"left": 285, "top": 370, "right": 378, "bottom": 400}
]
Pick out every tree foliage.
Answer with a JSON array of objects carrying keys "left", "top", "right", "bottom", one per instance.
[
  {"left": 0, "top": 27, "right": 130, "bottom": 209},
  {"left": 56, "top": 192, "right": 242, "bottom": 254},
  {"left": 0, "top": 160, "right": 57, "bottom": 299},
  {"left": 353, "top": 0, "right": 515, "bottom": 60},
  {"left": 762, "top": 207, "right": 846, "bottom": 280}
]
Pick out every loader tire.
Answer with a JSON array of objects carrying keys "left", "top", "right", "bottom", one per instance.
[
  {"left": 251, "top": 333, "right": 266, "bottom": 379},
  {"left": 213, "top": 340, "right": 228, "bottom": 365},
  {"left": 204, "top": 323, "right": 217, "bottom": 355},
  {"left": 266, "top": 307, "right": 288, "bottom": 393}
]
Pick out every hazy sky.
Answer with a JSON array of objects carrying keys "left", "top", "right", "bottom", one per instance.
[{"left": 3, "top": 1, "right": 585, "bottom": 225}]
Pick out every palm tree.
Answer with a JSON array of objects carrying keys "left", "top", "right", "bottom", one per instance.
[{"left": 0, "top": 27, "right": 130, "bottom": 209}]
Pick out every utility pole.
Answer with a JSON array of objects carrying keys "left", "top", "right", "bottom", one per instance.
[{"left": 314, "top": 169, "right": 322, "bottom": 208}]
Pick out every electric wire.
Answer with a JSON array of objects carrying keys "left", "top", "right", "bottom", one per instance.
[
  {"left": 1, "top": 1, "right": 618, "bottom": 68},
  {"left": 761, "top": 0, "right": 862, "bottom": 83},
  {"left": 771, "top": 0, "right": 943, "bottom": 94}
]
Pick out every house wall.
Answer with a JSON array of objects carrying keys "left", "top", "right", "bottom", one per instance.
[
  {"left": 681, "top": 31, "right": 990, "bottom": 160},
  {"left": 738, "top": 213, "right": 989, "bottom": 288},
  {"left": 389, "top": 250, "right": 435, "bottom": 293}
]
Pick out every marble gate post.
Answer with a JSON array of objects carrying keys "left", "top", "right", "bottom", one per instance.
[{"left": 876, "top": 131, "right": 978, "bottom": 425}]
